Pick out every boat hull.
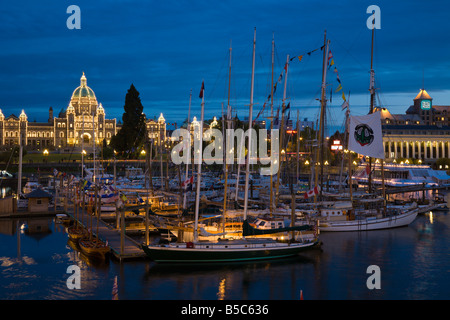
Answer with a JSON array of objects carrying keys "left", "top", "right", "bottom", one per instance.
[
  {"left": 78, "top": 238, "right": 110, "bottom": 258},
  {"left": 67, "top": 226, "right": 88, "bottom": 241},
  {"left": 142, "top": 239, "right": 318, "bottom": 263},
  {"left": 319, "top": 210, "right": 418, "bottom": 232}
]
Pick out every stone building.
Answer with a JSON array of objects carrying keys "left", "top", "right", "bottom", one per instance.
[
  {"left": 380, "top": 88, "right": 450, "bottom": 163},
  {"left": 0, "top": 72, "right": 166, "bottom": 150}
]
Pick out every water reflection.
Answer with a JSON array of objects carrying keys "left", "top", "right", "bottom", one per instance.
[
  {"left": 141, "top": 254, "right": 320, "bottom": 300},
  {"left": 0, "top": 210, "right": 449, "bottom": 299}
]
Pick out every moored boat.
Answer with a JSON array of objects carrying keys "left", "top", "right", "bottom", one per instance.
[
  {"left": 142, "top": 236, "right": 318, "bottom": 263},
  {"left": 78, "top": 237, "right": 110, "bottom": 259}
]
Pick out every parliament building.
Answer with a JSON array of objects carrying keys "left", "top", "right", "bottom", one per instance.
[
  {"left": 0, "top": 73, "right": 166, "bottom": 151},
  {"left": 379, "top": 88, "right": 450, "bottom": 164}
]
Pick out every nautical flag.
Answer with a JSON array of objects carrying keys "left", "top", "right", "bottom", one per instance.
[
  {"left": 356, "top": 164, "right": 371, "bottom": 178},
  {"left": 182, "top": 176, "right": 194, "bottom": 189},
  {"left": 341, "top": 100, "right": 349, "bottom": 111},
  {"left": 83, "top": 180, "right": 92, "bottom": 190},
  {"left": 342, "top": 91, "right": 346, "bottom": 101},
  {"left": 304, "top": 186, "right": 320, "bottom": 199},
  {"left": 199, "top": 81, "right": 204, "bottom": 99},
  {"left": 348, "top": 111, "right": 385, "bottom": 159},
  {"left": 335, "top": 84, "right": 342, "bottom": 92},
  {"left": 282, "top": 102, "right": 290, "bottom": 113},
  {"left": 298, "top": 55, "right": 303, "bottom": 62},
  {"left": 120, "top": 192, "right": 127, "bottom": 202}
]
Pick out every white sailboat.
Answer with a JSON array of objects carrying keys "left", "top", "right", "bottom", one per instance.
[{"left": 317, "top": 25, "right": 420, "bottom": 232}]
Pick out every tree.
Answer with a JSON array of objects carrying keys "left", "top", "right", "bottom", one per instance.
[{"left": 110, "top": 84, "right": 147, "bottom": 159}]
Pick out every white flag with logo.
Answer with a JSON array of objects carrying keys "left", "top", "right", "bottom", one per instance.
[{"left": 348, "top": 111, "right": 385, "bottom": 159}]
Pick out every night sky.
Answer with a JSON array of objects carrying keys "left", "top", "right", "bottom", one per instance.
[{"left": 1, "top": 0, "right": 450, "bottom": 135}]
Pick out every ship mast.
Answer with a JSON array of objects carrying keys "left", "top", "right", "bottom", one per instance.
[
  {"left": 269, "top": 33, "right": 274, "bottom": 217},
  {"left": 314, "top": 30, "right": 329, "bottom": 201},
  {"left": 222, "top": 40, "right": 232, "bottom": 234},
  {"left": 368, "top": 24, "right": 375, "bottom": 194},
  {"left": 243, "top": 27, "right": 257, "bottom": 223}
]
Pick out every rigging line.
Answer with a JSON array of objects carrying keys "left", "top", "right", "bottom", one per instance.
[
  {"left": 206, "top": 50, "right": 229, "bottom": 101},
  {"left": 329, "top": 28, "right": 367, "bottom": 71}
]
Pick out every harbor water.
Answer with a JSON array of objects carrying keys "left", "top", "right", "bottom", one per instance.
[{"left": 0, "top": 209, "right": 449, "bottom": 300}]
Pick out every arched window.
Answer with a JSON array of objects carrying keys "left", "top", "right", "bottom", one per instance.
[{"left": 60, "top": 132, "right": 64, "bottom": 138}]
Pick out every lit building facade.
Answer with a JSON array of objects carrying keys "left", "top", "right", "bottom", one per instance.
[
  {"left": 380, "top": 89, "right": 450, "bottom": 164},
  {"left": 0, "top": 73, "right": 166, "bottom": 150}
]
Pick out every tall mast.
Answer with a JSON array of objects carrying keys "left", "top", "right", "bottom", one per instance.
[
  {"left": 93, "top": 111, "right": 96, "bottom": 183},
  {"left": 244, "top": 28, "right": 256, "bottom": 222},
  {"left": 276, "top": 54, "right": 290, "bottom": 206},
  {"left": 222, "top": 40, "right": 232, "bottom": 231},
  {"left": 315, "top": 30, "right": 329, "bottom": 200},
  {"left": 183, "top": 89, "right": 192, "bottom": 209},
  {"left": 193, "top": 82, "right": 205, "bottom": 242},
  {"left": 368, "top": 25, "right": 375, "bottom": 194},
  {"left": 269, "top": 33, "right": 274, "bottom": 217}
]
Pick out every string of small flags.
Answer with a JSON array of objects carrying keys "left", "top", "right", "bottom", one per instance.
[
  {"left": 328, "top": 47, "right": 349, "bottom": 111},
  {"left": 253, "top": 45, "right": 324, "bottom": 125}
]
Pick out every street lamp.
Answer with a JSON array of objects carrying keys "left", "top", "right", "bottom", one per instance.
[{"left": 43, "top": 149, "right": 49, "bottom": 163}]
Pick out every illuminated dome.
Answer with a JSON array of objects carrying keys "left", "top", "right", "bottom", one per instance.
[{"left": 71, "top": 72, "right": 97, "bottom": 101}]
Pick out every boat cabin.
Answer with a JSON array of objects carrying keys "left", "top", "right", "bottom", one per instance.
[
  {"left": 319, "top": 208, "right": 348, "bottom": 221},
  {"left": 251, "top": 217, "right": 288, "bottom": 229}
]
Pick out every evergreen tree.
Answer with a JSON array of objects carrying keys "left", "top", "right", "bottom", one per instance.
[{"left": 110, "top": 84, "right": 147, "bottom": 159}]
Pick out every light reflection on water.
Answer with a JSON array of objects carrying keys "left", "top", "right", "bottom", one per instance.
[{"left": 0, "top": 209, "right": 449, "bottom": 300}]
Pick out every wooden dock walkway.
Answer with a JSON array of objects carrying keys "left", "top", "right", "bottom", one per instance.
[{"left": 66, "top": 203, "right": 148, "bottom": 261}]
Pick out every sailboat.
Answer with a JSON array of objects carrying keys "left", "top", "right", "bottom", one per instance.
[
  {"left": 316, "top": 26, "right": 420, "bottom": 232},
  {"left": 142, "top": 29, "right": 319, "bottom": 262},
  {"left": 67, "top": 182, "right": 88, "bottom": 241}
]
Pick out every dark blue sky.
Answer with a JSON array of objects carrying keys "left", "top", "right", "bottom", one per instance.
[{"left": 1, "top": 0, "right": 450, "bottom": 134}]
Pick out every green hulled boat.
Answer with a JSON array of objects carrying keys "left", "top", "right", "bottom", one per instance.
[{"left": 141, "top": 220, "right": 319, "bottom": 263}]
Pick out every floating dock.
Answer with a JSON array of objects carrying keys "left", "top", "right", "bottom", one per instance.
[{"left": 66, "top": 203, "right": 148, "bottom": 261}]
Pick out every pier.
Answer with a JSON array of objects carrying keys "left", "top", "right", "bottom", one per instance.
[{"left": 66, "top": 202, "right": 148, "bottom": 261}]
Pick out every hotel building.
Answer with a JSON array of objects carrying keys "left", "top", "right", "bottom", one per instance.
[{"left": 379, "top": 89, "right": 450, "bottom": 164}]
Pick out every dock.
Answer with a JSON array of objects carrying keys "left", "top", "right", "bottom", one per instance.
[{"left": 66, "top": 203, "right": 148, "bottom": 261}]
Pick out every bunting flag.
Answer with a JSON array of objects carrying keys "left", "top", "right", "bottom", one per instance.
[
  {"left": 282, "top": 102, "right": 290, "bottom": 113},
  {"left": 253, "top": 102, "right": 267, "bottom": 125},
  {"left": 335, "top": 84, "right": 342, "bottom": 92},
  {"left": 341, "top": 100, "right": 349, "bottom": 111},
  {"left": 298, "top": 55, "right": 303, "bottom": 62},
  {"left": 199, "top": 81, "right": 204, "bottom": 99},
  {"left": 348, "top": 111, "right": 385, "bottom": 159}
]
